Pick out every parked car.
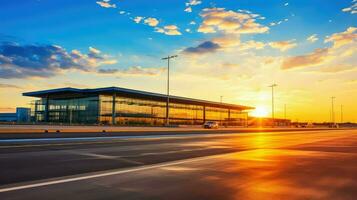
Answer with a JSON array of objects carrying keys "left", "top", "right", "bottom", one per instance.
[{"left": 203, "top": 121, "right": 219, "bottom": 129}]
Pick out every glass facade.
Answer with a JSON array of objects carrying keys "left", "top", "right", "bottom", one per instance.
[
  {"left": 29, "top": 92, "right": 248, "bottom": 126},
  {"left": 97, "top": 95, "right": 246, "bottom": 126},
  {"left": 205, "top": 107, "right": 229, "bottom": 121},
  {"left": 31, "top": 96, "right": 99, "bottom": 124},
  {"left": 99, "top": 95, "right": 167, "bottom": 125},
  {"left": 228, "top": 110, "right": 247, "bottom": 126},
  {"left": 168, "top": 103, "right": 203, "bottom": 125}
]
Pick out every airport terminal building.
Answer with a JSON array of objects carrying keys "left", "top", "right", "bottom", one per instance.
[{"left": 23, "top": 87, "right": 254, "bottom": 126}]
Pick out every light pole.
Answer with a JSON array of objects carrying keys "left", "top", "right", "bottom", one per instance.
[
  {"left": 162, "top": 55, "right": 178, "bottom": 126},
  {"left": 331, "top": 96, "right": 335, "bottom": 125},
  {"left": 269, "top": 84, "right": 278, "bottom": 127}
]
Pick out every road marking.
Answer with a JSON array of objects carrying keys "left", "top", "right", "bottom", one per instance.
[
  {"left": 0, "top": 130, "right": 350, "bottom": 193},
  {"left": 72, "top": 152, "right": 144, "bottom": 164},
  {"left": 0, "top": 133, "right": 229, "bottom": 144},
  {"left": 0, "top": 130, "right": 334, "bottom": 148},
  {"left": 0, "top": 134, "right": 192, "bottom": 143},
  {"left": 0, "top": 134, "right": 214, "bottom": 148},
  {"left": 0, "top": 153, "right": 228, "bottom": 193},
  {"left": 0, "top": 132, "right": 245, "bottom": 148},
  {"left": 0, "top": 130, "right": 347, "bottom": 150},
  {"left": 0, "top": 140, "right": 124, "bottom": 149},
  {"left": 139, "top": 147, "right": 213, "bottom": 156}
]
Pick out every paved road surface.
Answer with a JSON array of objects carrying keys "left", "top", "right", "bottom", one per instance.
[{"left": 1, "top": 129, "right": 357, "bottom": 199}]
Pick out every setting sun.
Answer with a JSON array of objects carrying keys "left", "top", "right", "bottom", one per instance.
[{"left": 251, "top": 106, "right": 269, "bottom": 118}]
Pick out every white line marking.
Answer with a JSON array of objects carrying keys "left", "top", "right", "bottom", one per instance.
[
  {"left": 0, "top": 134, "right": 224, "bottom": 148},
  {"left": 0, "top": 130, "right": 341, "bottom": 149},
  {"left": 0, "top": 130, "right": 333, "bottom": 145},
  {"left": 0, "top": 134, "right": 204, "bottom": 143},
  {"left": 0, "top": 132, "right": 240, "bottom": 144},
  {"left": 0, "top": 153, "right": 227, "bottom": 193}
]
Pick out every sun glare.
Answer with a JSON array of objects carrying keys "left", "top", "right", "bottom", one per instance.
[{"left": 251, "top": 105, "right": 269, "bottom": 117}]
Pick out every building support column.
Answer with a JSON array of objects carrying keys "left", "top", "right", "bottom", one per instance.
[
  {"left": 203, "top": 106, "right": 206, "bottom": 123},
  {"left": 245, "top": 112, "right": 249, "bottom": 127},
  {"left": 228, "top": 109, "right": 231, "bottom": 126},
  {"left": 112, "top": 93, "right": 116, "bottom": 125},
  {"left": 166, "top": 100, "right": 169, "bottom": 126},
  {"left": 44, "top": 95, "right": 49, "bottom": 122},
  {"left": 34, "top": 101, "right": 38, "bottom": 123}
]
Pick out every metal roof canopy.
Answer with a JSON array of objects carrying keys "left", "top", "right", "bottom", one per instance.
[{"left": 23, "top": 87, "right": 254, "bottom": 110}]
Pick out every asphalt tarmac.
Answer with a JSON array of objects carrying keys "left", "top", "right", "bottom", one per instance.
[{"left": 1, "top": 129, "right": 357, "bottom": 199}]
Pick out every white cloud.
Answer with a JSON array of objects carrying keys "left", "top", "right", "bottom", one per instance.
[
  {"left": 0, "top": 44, "right": 117, "bottom": 79},
  {"left": 183, "top": 34, "right": 267, "bottom": 55},
  {"left": 144, "top": 17, "right": 159, "bottom": 27},
  {"left": 89, "top": 46, "right": 101, "bottom": 54},
  {"left": 282, "top": 48, "right": 329, "bottom": 69},
  {"left": 282, "top": 27, "right": 357, "bottom": 70},
  {"left": 184, "top": 0, "right": 201, "bottom": 13},
  {"left": 184, "top": 7, "right": 192, "bottom": 13},
  {"left": 119, "top": 11, "right": 126, "bottom": 15},
  {"left": 186, "top": 0, "right": 202, "bottom": 6},
  {"left": 268, "top": 40, "right": 297, "bottom": 52},
  {"left": 155, "top": 25, "right": 182, "bottom": 35},
  {"left": 189, "top": 21, "right": 196, "bottom": 25},
  {"left": 270, "top": 18, "right": 288, "bottom": 27},
  {"left": 342, "top": 0, "right": 357, "bottom": 14},
  {"left": 197, "top": 8, "right": 269, "bottom": 34},
  {"left": 318, "top": 65, "right": 356, "bottom": 73},
  {"left": 134, "top": 16, "right": 144, "bottom": 24},
  {"left": 284, "top": 2, "right": 289, "bottom": 6},
  {"left": 98, "top": 66, "right": 166, "bottom": 76},
  {"left": 96, "top": 0, "right": 116, "bottom": 8},
  {"left": 239, "top": 40, "right": 266, "bottom": 50},
  {"left": 307, "top": 34, "right": 318, "bottom": 43},
  {"left": 183, "top": 8, "right": 270, "bottom": 55},
  {"left": 325, "top": 27, "right": 357, "bottom": 48},
  {"left": 210, "top": 35, "right": 266, "bottom": 51},
  {"left": 0, "top": 83, "right": 22, "bottom": 89}
]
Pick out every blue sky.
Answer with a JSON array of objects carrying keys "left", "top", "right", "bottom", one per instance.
[
  {"left": 1, "top": 0, "right": 354, "bottom": 57},
  {"left": 0, "top": 0, "right": 356, "bottom": 122}
]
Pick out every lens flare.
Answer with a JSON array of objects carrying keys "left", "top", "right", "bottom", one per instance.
[{"left": 251, "top": 105, "right": 269, "bottom": 117}]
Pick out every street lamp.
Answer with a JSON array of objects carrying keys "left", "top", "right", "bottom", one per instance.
[
  {"left": 162, "top": 55, "right": 178, "bottom": 126},
  {"left": 331, "top": 96, "right": 335, "bottom": 125},
  {"left": 269, "top": 84, "right": 278, "bottom": 127}
]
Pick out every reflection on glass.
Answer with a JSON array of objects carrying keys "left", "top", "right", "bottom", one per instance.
[{"left": 30, "top": 94, "right": 248, "bottom": 125}]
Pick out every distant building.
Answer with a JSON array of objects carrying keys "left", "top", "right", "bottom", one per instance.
[
  {"left": 0, "top": 107, "right": 31, "bottom": 123},
  {"left": 16, "top": 107, "right": 31, "bottom": 122},
  {"left": 23, "top": 87, "right": 254, "bottom": 125},
  {"left": 0, "top": 113, "right": 17, "bottom": 122},
  {"left": 248, "top": 117, "right": 291, "bottom": 127}
]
